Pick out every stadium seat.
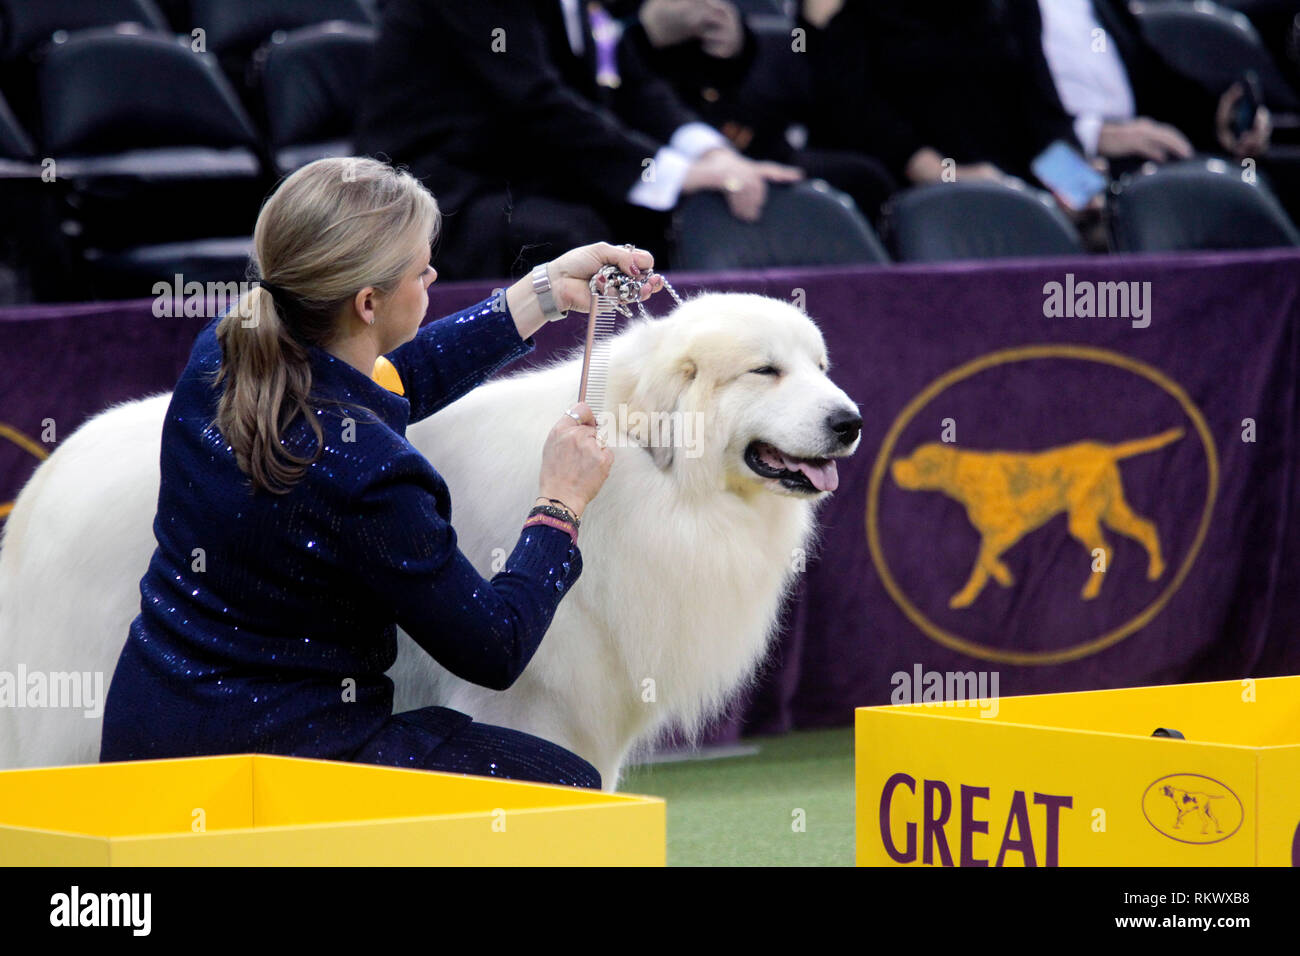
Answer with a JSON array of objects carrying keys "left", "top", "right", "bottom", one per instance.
[
  {"left": 36, "top": 28, "right": 265, "bottom": 297},
  {"left": 40, "top": 31, "right": 259, "bottom": 157},
  {"left": 0, "top": 89, "right": 42, "bottom": 302},
  {"left": 882, "top": 181, "right": 1085, "bottom": 262},
  {"left": 260, "top": 21, "right": 378, "bottom": 174},
  {"left": 1218, "top": 1, "right": 1300, "bottom": 83},
  {"left": 190, "top": 0, "right": 373, "bottom": 58},
  {"left": 673, "top": 179, "right": 889, "bottom": 270},
  {"left": 1130, "top": 0, "right": 1299, "bottom": 109},
  {"left": 1108, "top": 157, "right": 1300, "bottom": 251},
  {"left": 85, "top": 236, "right": 254, "bottom": 291},
  {"left": 0, "top": 0, "right": 168, "bottom": 61},
  {"left": 190, "top": 0, "right": 374, "bottom": 118},
  {"left": 0, "top": 0, "right": 170, "bottom": 133}
]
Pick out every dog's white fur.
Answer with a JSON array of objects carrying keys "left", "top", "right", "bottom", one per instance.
[{"left": 0, "top": 293, "right": 859, "bottom": 789}]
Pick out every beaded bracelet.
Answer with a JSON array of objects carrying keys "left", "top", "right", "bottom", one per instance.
[
  {"left": 535, "top": 496, "right": 581, "bottom": 521},
  {"left": 528, "top": 503, "right": 581, "bottom": 531},
  {"left": 523, "top": 513, "right": 579, "bottom": 544}
]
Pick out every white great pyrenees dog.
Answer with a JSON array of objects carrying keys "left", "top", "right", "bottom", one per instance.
[{"left": 0, "top": 292, "right": 861, "bottom": 789}]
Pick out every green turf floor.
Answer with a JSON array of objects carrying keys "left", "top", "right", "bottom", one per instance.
[{"left": 617, "top": 726, "right": 855, "bottom": 866}]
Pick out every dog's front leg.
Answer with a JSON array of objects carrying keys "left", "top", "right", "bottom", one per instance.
[
  {"left": 950, "top": 533, "right": 1016, "bottom": 608},
  {"left": 950, "top": 560, "right": 989, "bottom": 609}
]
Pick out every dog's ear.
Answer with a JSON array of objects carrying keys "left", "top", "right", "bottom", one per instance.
[{"left": 626, "top": 355, "right": 697, "bottom": 470}]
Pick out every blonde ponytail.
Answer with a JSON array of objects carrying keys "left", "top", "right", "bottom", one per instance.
[
  {"left": 212, "top": 157, "right": 440, "bottom": 494},
  {"left": 214, "top": 284, "right": 323, "bottom": 493}
]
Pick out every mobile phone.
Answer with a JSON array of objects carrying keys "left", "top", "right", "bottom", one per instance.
[
  {"left": 1030, "top": 140, "right": 1107, "bottom": 211},
  {"left": 1231, "top": 70, "right": 1261, "bottom": 139}
]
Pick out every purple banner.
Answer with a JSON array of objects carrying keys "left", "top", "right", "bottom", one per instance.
[{"left": 2, "top": 251, "right": 1298, "bottom": 744}]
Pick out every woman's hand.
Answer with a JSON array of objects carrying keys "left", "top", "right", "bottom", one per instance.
[
  {"left": 505, "top": 242, "right": 666, "bottom": 339},
  {"left": 537, "top": 401, "right": 613, "bottom": 520},
  {"left": 546, "top": 242, "right": 667, "bottom": 314}
]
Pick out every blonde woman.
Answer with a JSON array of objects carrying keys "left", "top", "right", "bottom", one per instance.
[{"left": 99, "top": 157, "right": 663, "bottom": 789}]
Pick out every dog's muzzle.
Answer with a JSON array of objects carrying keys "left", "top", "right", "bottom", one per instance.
[{"left": 826, "top": 409, "right": 862, "bottom": 448}]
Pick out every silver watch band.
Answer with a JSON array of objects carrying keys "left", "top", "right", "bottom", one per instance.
[{"left": 531, "top": 263, "right": 567, "bottom": 323}]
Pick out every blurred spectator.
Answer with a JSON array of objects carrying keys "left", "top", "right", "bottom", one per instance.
[
  {"left": 619, "top": 0, "right": 898, "bottom": 220},
  {"left": 617, "top": 0, "right": 759, "bottom": 131},
  {"left": 356, "top": 0, "right": 801, "bottom": 280},
  {"left": 800, "top": 0, "right": 1081, "bottom": 188},
  {"left": 1037, "top": 0, "right": 1270, "bottom": 172},
  {"left": 1227, "top": 0, "right": 1300, "bottom": 92}
]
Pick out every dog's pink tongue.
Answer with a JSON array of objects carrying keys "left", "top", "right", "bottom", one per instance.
[{"left": 783, "top": 454, "right": 839, "bottom": 492}]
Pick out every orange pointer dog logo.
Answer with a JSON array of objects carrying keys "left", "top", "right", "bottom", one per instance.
[{"left": 891, "top": 428, "right": 1183, "bottom": 607}]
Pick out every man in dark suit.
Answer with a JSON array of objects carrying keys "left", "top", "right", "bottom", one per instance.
[
  {"left": 616, "top": 0, "right": 759, "bottom": 135},
  {"left": 1035, "top": 0, "right": 1269, "bottom": 169},
  {"left": 356, "top": 0, "right": 800, "bottom": 279},
  {"left": 621, "top": 0, "right": 899, "bottom": 221},
  {"left": 800, "top": 0, "right": 1084, "bottom": 189}
]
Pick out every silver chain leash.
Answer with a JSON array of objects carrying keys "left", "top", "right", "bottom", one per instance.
[
  {"left": 575, "top": 245, "right": 680, "bottom": 418},
  {"left": 587, "top": 247, "right": 683, "bottom": 319}
]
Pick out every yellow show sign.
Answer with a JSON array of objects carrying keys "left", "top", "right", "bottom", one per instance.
[
  {"left": 0, "top": 754, "right": 664, "bottom": 866},
  {"left": 857, "top": 675, "right": 1300, "bottom": 866}
]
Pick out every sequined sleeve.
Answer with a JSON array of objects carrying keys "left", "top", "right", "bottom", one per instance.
[
  {"left": 345, "top": 466, "right": 582, "bottom": 692},
  {"left": 384, "top": 293, "right": 536, "bottom": 425}
]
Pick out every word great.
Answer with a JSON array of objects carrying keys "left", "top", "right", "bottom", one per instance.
[{"left": 879, "top": 772, "right": 1073, "bottom": 866}]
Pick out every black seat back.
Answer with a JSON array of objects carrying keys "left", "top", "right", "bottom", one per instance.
[
  {"left": 262, "top": 22, "right": 377, "bottom": 150},
  {"left": 0, "top": 0, "right": 168, "bottom": 61},
  {"left": 39, "top": 28, "right": 259, "bottom": 154},
  {"left": 0, "top": 0, "right": 170, "bottom": 133},
  {"left": 1131, "top": 0, "right": 1299, "bottom": 109},
  {"left": 191, "top": 0, "right": 372, "bottom": 57},
  {"left": 884, "top": 181, "right": 1084, "bottom": 262},
  {"left": 1108, "top": 159, "right": 1300, "bottom": 251},
  {"left": 36, "top": 29, "right": 265, "bottom": 256},
  {"left": 673, "top": 179, "right": 889, "bottom": 270}
]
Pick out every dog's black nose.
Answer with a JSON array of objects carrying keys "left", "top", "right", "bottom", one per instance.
[{"left": 827, "top": 409, "right": 862, "bottom": 446}]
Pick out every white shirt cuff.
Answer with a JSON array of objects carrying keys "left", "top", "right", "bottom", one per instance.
[
  {"left": 626, "top": 146, "right": 693, "bottom": 211},
  {"left": 1074, "top": 114, "right": 1104, "bottom": 157},
  {"left": 669, "top": 122, "right": 730, "bottom": 161}
]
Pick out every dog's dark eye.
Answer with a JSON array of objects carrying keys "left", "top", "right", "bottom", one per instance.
[{"left": 750, "top": 365, "right": 780, "bottom": 376}]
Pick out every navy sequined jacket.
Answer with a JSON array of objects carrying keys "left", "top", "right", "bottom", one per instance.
[{"left": 100, "top": 294, "right": 581, "bottom": 763}]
